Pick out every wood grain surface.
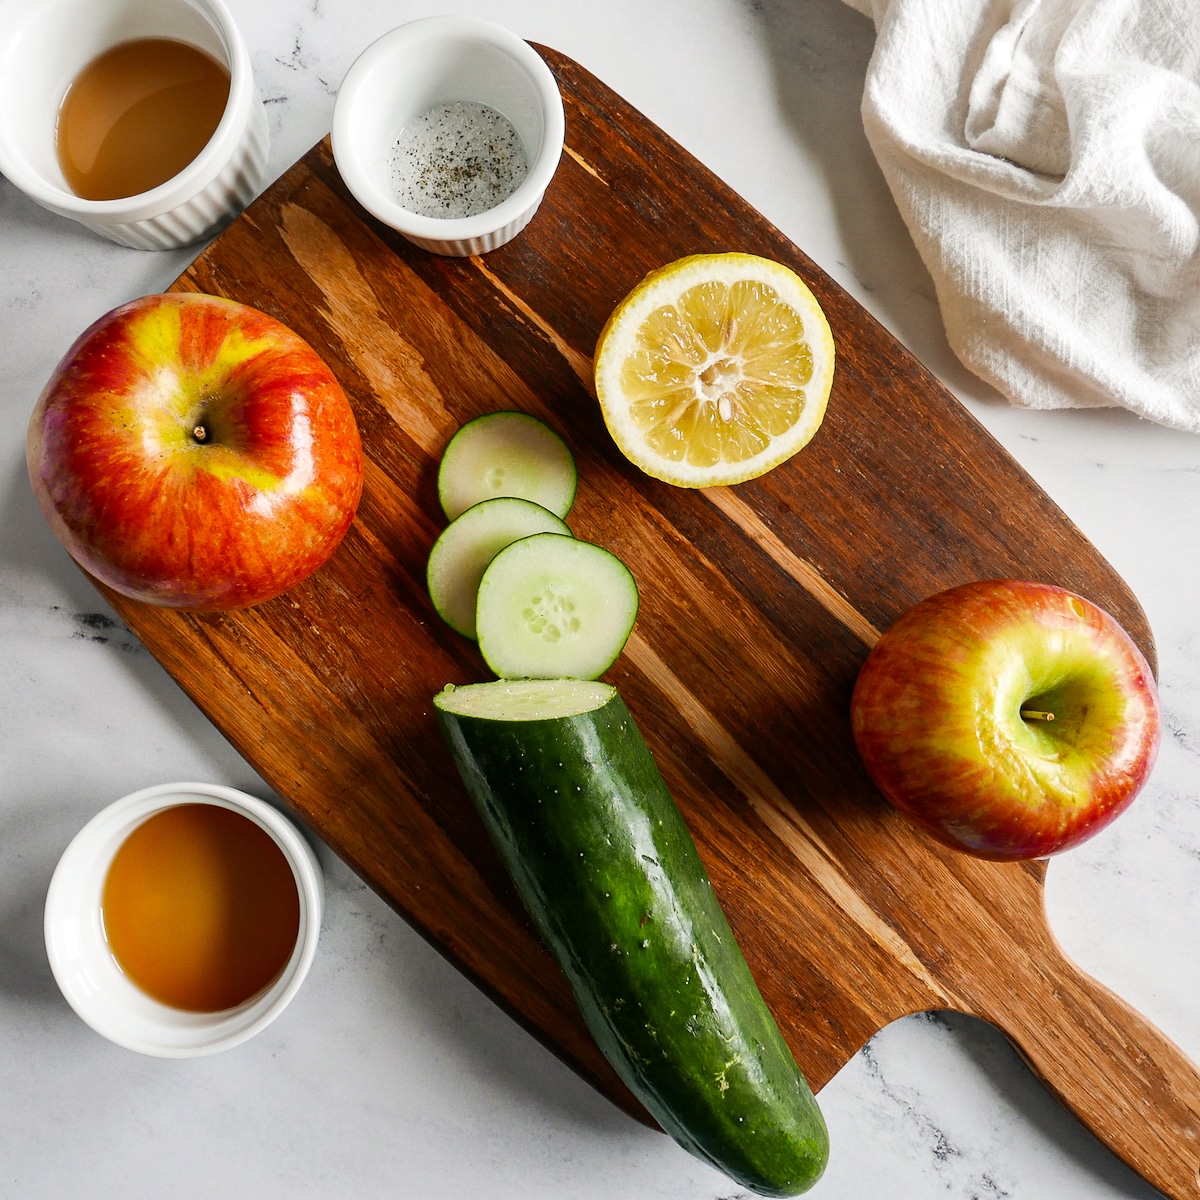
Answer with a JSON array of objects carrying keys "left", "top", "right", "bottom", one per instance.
[{"left": 98, "top": 46, "right": 1200, "bottom": 1198}]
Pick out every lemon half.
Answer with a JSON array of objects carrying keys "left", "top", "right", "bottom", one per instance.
[{"left": 594, "top": 253, "right": 834, "bottom": 488}]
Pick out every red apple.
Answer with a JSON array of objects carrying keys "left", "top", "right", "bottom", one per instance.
[
  {"left": 850, "top": 579, "right": 1161, "bottom": 861},
  {"left": 27, "top": 293, "right": 363, "bottom": 610}
]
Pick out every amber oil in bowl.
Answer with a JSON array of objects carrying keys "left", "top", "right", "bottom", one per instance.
[
  {"left": 45, "top": 783, "right": 323, "bottom": 1056},
  {"left": 101, "top": 803, "right": 301, "bottom": 1012},
  {"left": 56, "top": 37, "right": 231, "bottom": 201}
]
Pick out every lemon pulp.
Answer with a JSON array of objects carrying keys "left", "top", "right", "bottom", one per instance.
[{"left": 594, "top": 253, "right": 834, "bottom": 487}]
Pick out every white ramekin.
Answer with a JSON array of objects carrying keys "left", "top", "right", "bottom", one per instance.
[
  {"left": 44, "top": 782, "right": 324, "bottom": 1057},
  {"left": 331, "top": 16, "right": 565, "bottom": 257},
  {"left": 0, "top": 0, "right": 269, "bottom": 250}
]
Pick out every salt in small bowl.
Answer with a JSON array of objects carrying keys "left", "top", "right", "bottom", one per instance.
[{"left": 331, "top": 16, "right": 565, "bottom": 257}]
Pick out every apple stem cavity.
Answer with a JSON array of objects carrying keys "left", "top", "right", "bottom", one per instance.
[{"left": 1020, "top": 709, "right": 1055, "bottom": 722}]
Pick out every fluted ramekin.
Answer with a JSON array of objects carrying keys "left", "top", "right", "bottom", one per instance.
[
  {"left": 331, "top": 16, "right": 564, "bottom": 257},
  {"left": 0, "top": 0, "right": 269, "bottom": 250}
]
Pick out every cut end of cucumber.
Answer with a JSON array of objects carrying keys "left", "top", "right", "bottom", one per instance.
[{"left": 435, "top": 679, "right": 616, "bottom": 720}]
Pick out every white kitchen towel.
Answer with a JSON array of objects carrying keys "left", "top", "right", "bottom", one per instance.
[{"left": 838, "top": 0, "right": 1200, "bottom": 431}]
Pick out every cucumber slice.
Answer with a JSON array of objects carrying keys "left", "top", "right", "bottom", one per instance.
[
  {"left": 438, "top": 411, "right": 577, "bottom": 521},
  {"left": 475, "top": 533, "right": 638, "bottom": 680},
  {"left": 434, "top": 679, "right": 829, "bottom": 1196},
  {"left": 427, "top": 498, "right": 570, "bottom": 640}
]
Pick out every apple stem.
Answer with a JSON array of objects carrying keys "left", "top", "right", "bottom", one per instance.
[
  {"left": 192, "top": 424, "right": 208, "bottom": 443},
  {"left": 1020, "top": 709, "right": 1055, "bottom": 722}
]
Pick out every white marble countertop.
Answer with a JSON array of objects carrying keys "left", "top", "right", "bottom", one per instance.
[{"left": 4, "top": 1, "right": 1199, "bottom": 1196}]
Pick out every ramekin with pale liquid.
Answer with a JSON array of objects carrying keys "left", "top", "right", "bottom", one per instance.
[
  {"left": 0, "top": 0, "right": 268, "bottom": 249},
  {"left": 44, "top": 782, "right": 323, "bottom": 1057}
]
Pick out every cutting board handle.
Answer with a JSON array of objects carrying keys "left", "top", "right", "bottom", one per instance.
[{"left": 975, "top": 933, "right": 1200, "bottom": 1199}]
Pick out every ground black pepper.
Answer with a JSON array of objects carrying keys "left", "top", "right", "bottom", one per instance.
[{"left": 390, "top": 101, "right": 528, "bottom": 219}]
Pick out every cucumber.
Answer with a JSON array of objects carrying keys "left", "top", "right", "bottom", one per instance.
[
  {"left": 427, "top": 498, "right": 571, "bottom": 639},
  {"left": 476, "top": 533, "right": 638, "bottom": 680},
  {"left": 434, "top": 679, "right": 829, "bottom": 1197},
  {"left": 438, "top": 411, "right": 577, "bottom": 521}
]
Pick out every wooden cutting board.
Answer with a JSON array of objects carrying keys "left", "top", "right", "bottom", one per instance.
[{"left": 99, "top": 46, "right": 1200, "bottom": 1197}]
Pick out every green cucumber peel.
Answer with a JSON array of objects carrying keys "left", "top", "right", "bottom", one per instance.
[{"left": 434, "top": 679, "right": 829, "bottom": 1196}]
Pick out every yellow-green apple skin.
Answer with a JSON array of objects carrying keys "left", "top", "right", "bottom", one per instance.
[
  {"left": 850, "top": 580, "right": 1161, "bottom": 861},
  {"left": 27, "top": 293, "right": 363, "bottom": 610}
]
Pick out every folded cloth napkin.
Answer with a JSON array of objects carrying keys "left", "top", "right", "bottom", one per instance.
[{"left": 839, "top": 0, "right": 1200, "bottom": 431}]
